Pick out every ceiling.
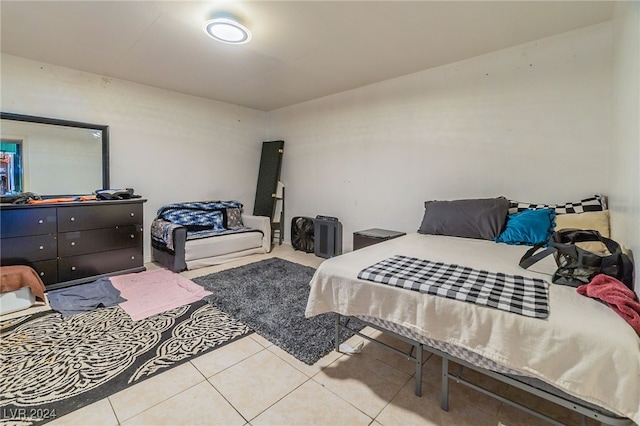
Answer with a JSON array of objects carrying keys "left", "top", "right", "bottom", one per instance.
[{"left": 1, "top": 1, "right": 614, "bottom": 112}]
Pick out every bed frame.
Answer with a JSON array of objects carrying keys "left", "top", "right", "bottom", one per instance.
[{"left": 335, "top": 314, "right": 633, "bottom": 426}]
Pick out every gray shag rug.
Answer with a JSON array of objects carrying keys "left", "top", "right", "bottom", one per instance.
[{"left": 192, "top": 257, "right": 363, "bottom": 365}]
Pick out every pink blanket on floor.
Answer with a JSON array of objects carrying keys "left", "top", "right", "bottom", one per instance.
[{"left": 110, "top": 269, "right": 212, "bottom": 321}]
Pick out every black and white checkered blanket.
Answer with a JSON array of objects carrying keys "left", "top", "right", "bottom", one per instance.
[{"left": 357, "top": 255, "right": 549, "bottom": 318}]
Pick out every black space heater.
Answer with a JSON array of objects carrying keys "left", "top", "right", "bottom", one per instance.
[{"left": 314, "top": 215, "right": 343, "bottom": 258}]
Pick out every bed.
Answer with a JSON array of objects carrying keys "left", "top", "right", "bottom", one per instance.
[{"left": 305, "top": 231, "right": 640, "bottom": 425}]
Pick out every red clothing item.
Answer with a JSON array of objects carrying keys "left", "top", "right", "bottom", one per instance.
[{"left": 577, "top": 274, "right": 640, "bottom": 336}]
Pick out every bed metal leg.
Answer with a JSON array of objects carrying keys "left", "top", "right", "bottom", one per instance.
[
  {"left": 415, "top": 343, "right": 423, "bottom": 397},
  {"left": 340, "top": 315, "right": 632, "bottom": 426},
  {"left": 441, "top": 356, "right": 450, "bottom": 411},
  {"left": 335, "top": 313, "right": 341, "bottom": 352}
]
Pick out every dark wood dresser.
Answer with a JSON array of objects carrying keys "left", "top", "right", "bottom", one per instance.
[{"left": 1, "top": 199, "right": 146, "bottom": 290}]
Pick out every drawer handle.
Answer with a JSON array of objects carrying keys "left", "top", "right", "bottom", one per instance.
[
  {"left": 130, "top": 212, "right": 135, "bottom": 217},
  {"left": 70, "top": 217, "right": 75, "bottom": 222},
  {"left": 38, "top": 219, "right": 44, "bottom": 224},
  {"left": 131, "top": 256, "right": 135, "bottom": 260},
  {"left": 39, "top": 245, "right": 44, "bottom": 250},
  {"left": 130, "top": 234, "right": 135, "bottom": 239},
  {"left": 40, "top": 272, "right": 45, "bottom": 276},
  {"left": 71, "top": 266, "right": 76, "bottom": 271},
  {"left": 71, "top": 242, "right": 76, "bottom": 246}
]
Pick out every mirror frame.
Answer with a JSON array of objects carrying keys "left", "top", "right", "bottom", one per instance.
[{"left": 1, "top": 112, "right": 109, "bottom": 196}]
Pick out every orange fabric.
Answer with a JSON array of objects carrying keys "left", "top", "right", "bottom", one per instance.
[
  {"left": 28, "top": 198, "right": 76, "bottom": 204},
  {"left": 0, "top": 265, "right": 46, "bottom": 302},
  {"left": 28, "top": 195, "right": 97, "bottom": 204}
]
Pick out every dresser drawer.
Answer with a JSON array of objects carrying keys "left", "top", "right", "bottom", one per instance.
[
  {"left": 0, "top": 208, "right": 57, "bottom": 237},
  {"left": 58, "top": 247, "right": 143, "bottom": 282},
  {"left": 58, "top": 225, "right": 143, "bottom": 257},
  {"left": 0, "top": 259, "right": 57, "bottom": 286},
  {"left": 30, "top": 259, "right": 58, "bottom": 286},
  {"left": 0, "top": 234, "right": 57, "bottom": 263},
  {"left": 57, "top": 203, "right": 143, "bottom": 232}
]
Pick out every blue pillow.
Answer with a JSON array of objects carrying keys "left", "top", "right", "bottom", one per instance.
[{"left": 495, "top": 208, "right": 556, "bottom": 246}]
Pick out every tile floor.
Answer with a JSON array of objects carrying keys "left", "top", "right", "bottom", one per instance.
[{"left": 39, "top": 244, "right": 593, "bottom": 426}]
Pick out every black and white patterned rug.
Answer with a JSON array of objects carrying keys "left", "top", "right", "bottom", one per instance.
[{"left": 0, "top": 300, "right": 250, "bottom": 425}]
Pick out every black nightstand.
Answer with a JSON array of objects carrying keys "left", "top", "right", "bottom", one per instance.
[{"left": 353, "top": 228, "right": 406, "bottom": 250}]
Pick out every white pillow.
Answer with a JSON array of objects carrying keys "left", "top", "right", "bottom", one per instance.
[{"left": 554, "top": 210, "right": 610, "bottom": 253}]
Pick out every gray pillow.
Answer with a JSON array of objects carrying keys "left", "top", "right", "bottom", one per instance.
[
  {"left": 418, "top": 197, "right": 510, "bottom": 240},
  {"left": 225, "top": 207, "right": 244, "bottom": 229}
]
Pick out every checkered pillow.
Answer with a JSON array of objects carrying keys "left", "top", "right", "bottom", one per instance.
[{"left": 508, "top": 194, "right": 607, "bottom": 215}]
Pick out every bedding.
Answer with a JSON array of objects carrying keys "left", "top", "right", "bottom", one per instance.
[
  {"left": 554, "top": 210, "right": 611, "bottom": 236},
  {"left": 156, "top": 200, "right": 244, "bottom": 230},
  {"left": 495, "top": 208, "right": 556, "bottom": 246},
  {"left": 554, "top": 210, "right": 611, "bottom": 253},
  {"left": 577, "top": 274, "right": 640, "bottom": 335},
  {"left": 357, "top": 254, "right": 549, "bottom": 318},
  {"left": 305, "top": 233, "right": 640, "bottom": 424},
  {"left": 508, "top": 194, "right": 607, "bottom": 215},
  {"left": 418, "top": 197, "right": 509, "bottom": 240}
]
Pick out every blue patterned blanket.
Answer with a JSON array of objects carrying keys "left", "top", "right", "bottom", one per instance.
[
  {"left": 151, "top": 201, "right": 262, "bottom": 252},
  {"left": 157, "top": 201, "right": 243, "bottom": 231}
]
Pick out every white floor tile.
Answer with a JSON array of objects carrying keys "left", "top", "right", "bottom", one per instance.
[
  {"left": 190, "top": 335, "right": 265, "bottom": 378},
  {"left": 47, "top": 399, "right": 118, "bottom": 426},
  {"left": 121, "top": 381, "right": 245, "bottom": 426},
  {"left": 252, "top": 380, "right": 371, "bottom": 426},
  {"left": 109, "top": 362, "right": 205, "bottom": 422},
  {"left": 314, "top": 349, "right": 413, "bottom": 418},
  {"left": 208, "top": 349, "right": 308, "bottom": 420}
]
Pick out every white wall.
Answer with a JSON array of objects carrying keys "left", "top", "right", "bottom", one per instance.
[
  {"left": 1, "top": 54, "right": 268, "bottom": 261},
  {"left": 269, "top": 24, "right": 613, "bottom": 252},
  {"left": 610, "top": 2, "right": 640, "bottom": 295},
  {"left": 3, "top": 20, "right": 629, "bottom": 270}
]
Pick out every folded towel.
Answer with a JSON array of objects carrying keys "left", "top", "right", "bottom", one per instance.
[{"left": 577, "top": 274, "right": 640, "bottom": 336}]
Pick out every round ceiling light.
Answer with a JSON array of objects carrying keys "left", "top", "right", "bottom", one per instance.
[{"left": 203, "top": 17, "right": 251, "bottom": 44}]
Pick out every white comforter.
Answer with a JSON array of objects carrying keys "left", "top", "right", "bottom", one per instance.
[{"left": 305, "top": 233, "right": 640, "bottom": 424}]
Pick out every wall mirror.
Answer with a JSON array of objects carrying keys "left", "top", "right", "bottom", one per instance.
[{"left": 0, "top": 112, "right": 109, "bottom": 197}]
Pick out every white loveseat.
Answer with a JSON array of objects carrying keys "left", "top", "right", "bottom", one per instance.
[{"left": 151, "top": 202, "right": 271, "bottom": 272}]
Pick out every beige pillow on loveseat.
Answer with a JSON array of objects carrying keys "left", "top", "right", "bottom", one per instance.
[{"left": 554, "top": 210, "right": 610, "bottom": 253}]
